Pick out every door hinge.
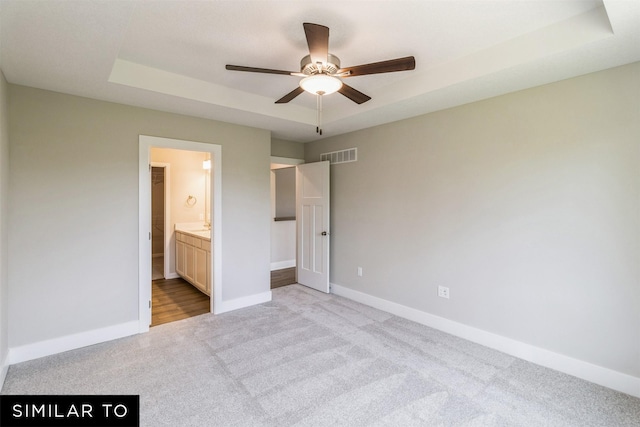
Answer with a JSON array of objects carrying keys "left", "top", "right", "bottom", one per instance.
[
  {"left": 149, "top": 300, "right": 151, "bottom": 308},
  {"left": 149, "top": 231, "right": 151, "bottom": 240}
]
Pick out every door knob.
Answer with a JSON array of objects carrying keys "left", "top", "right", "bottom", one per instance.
[{"left": 321, "top": 231, "right": 329, "bottom": 236}]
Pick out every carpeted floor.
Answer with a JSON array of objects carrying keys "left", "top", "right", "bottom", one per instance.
[{"left": 3, "top": 284, "right": 640, "bottom": 426}]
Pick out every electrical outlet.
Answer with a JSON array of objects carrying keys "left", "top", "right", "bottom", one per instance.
[
  {"left": 438, "top": 286, "right": 450, "bottom": 299},
  {"left": 357, "top": 267, "right": 363, "bottom": 277}
]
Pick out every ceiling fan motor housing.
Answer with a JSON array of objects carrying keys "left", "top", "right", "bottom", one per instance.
[{"left": 300, "top": 54, "right": 341, "bottom": 75}]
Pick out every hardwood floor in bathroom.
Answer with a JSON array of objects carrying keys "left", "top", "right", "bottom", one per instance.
[
  {"left": 151, "top": 278, "right": 210, "bottom": 327},
  {"left": 151, "top": 267, "right": 297, "bottom": 327}
]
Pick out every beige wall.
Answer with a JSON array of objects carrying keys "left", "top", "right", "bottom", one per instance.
[
  {"left": 0, "top": 72, "right": 9, "bottom": 373},
  {"left": 8, "top": 85, "right": 271, "bottom": 348},
  {"left": 271, "top": 138, "right": 304, "bottom": 159},
  {"left": 305, "top": 62, "right": 640, "bottom": 378}
]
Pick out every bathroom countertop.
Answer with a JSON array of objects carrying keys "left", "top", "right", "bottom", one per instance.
[{"left": 175, "top": 223, "right": 211, "bottom": 240}]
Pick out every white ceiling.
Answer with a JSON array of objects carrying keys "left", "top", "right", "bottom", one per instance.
[{"left": 1, "top": 0, "right": 639, "bottom": 142}]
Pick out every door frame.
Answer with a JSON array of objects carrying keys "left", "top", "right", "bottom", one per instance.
[
  {"left": 150, "top": 162, "right": 172, "bottom": 279},
  {"left": 139, "top": 135, "right": 222, "bottom": 332}
]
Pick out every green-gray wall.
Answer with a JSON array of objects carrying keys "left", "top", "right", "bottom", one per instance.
[
  {"left": 0, "top": 71, "right": 9, "bottom": 378},
  {"left": 305, "top": 62, "right": 640, "bottom": 379},
  {"left": 8, "top": 85, "right": 271, "bottom": 348},
  {"left": 271, "top": 138, "right": 304, "bottom": 159}
]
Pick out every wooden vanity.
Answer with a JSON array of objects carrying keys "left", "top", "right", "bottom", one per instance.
[{"left": 175, "top": 229, "right": 211, "bottom": 296}]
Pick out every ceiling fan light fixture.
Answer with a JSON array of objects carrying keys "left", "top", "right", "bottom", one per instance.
[{"left": 299, "top": 74, "right": 342, "bottom": 95}]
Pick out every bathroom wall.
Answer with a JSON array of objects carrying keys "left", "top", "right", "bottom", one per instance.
[{"left": 151, "top": 147, "right": 209, "bottom": 276}]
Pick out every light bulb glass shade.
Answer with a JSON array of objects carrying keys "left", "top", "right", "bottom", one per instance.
[
  {"left": 202, "top": 159, "right": 211, "bottom": 170},
  {"left": 299, "top": 74, "right": 342, "bottom": 95}
]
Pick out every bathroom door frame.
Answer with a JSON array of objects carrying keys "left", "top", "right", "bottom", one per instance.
[{"left": 138, "top": 135, "right": 222, "bottom": 332}]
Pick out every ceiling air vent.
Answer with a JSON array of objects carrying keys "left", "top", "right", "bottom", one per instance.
[{"left": 320, "top": 148, "right": 357, "bottom": 165}]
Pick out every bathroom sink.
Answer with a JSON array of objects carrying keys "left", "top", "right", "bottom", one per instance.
[{"left": 175, "top": 224, "right": 211, "bottom": 236}]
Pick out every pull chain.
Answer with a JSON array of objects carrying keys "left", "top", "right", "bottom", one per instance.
[{"left": 316, "top": 91, "right": 325, "bottom": 135}]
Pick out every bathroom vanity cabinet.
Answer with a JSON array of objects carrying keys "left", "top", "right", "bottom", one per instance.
[{"left": 175, "top": 231, "right": 211, "bottom": 296}]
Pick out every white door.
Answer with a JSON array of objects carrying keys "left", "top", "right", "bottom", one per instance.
[{"left": 296, "top": 161, "right": 330, "bottom": 293}]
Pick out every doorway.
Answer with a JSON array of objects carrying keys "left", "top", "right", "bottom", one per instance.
[
  {"left": 270, "top": 157, "right": 304, "bottom": 289},
  {"left": 149, "top": 149, "right": 212, "bottom": 327},
  {"left": 269, "top": 158, "right": 330, "bottom": 293},
  {"left": 139, "top": 136, "right": 222, "bottom": 333}
]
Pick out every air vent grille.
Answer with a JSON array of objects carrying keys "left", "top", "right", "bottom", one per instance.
[{"left": 320, "top": 148, "right": 357, "bottom": 165}]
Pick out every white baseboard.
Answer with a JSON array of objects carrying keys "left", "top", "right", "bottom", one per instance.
[
  {"left": 331, "top": 283, "right": 640, "bottom": 398},
  {"left": 164, "top": 272, "right": 180, "bottom": 279},
  {"left": 271, "top": 260, "right": 295, "bottom": 271},
  {"left": 215, "top": 290, "right": 272, "bottom": 315},
  {"left": 6, "top": 288, "right": 272, "bottom": 365},
  {"left": 8, "top": 321, "right": 140, "bottom": 365}
]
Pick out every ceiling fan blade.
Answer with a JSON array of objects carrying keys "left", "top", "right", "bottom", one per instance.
[
  {"left": 275, "top": 87, "right": 305, "bottom": 104},
  {"left": 338, "top": 56, "right": 416, "bottom": 77},
  {"left": 338, "top": 83, "right": 371, "bottom": 104},
  {"left": 303, "top": 23, "right": 329, "bottom": 65},
  {"left": 226, "top": 64, "right": 297, "bottom": 75}
]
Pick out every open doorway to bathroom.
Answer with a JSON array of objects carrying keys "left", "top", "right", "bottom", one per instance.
[
  {"left": 150, "top": 148, "right": 211, "bottom": 327},
  {"left": 139, "top": 135, "right": 222, "bottom": 333}
]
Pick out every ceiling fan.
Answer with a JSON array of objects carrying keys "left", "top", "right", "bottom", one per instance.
[{"left": 226, "top": 22, "right": 416, "bottom": 135}]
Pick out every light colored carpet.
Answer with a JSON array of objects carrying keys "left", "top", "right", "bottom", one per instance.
[{"left": 3, "top": 284, "right": 640, "bottom": 426}]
